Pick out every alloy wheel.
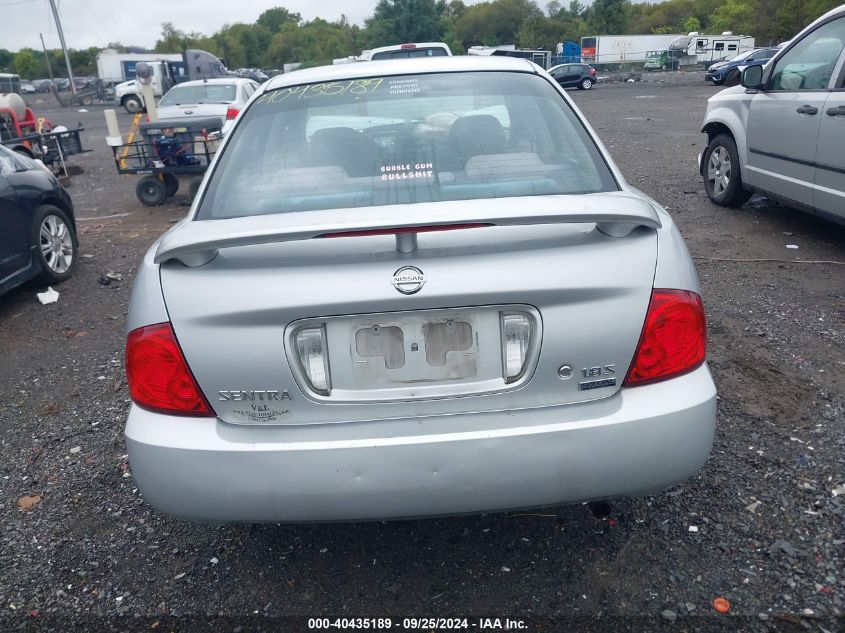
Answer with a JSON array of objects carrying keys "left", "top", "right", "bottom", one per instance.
[
  {"left": 708, "top": 146, "right": 731, "bottom": 196},
  {"left": 40, "top": 214, "right": 73, "bottom": 274}
]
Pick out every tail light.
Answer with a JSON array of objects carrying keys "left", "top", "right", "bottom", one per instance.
[
  {"left": 590, "top": 67, "right": 596, "bottom": 77},
  {"left": 623, "top": 289, "right": 706, "bottom": 387},
  {"left": 225, "top": 106, "right": 239, "bottom": 120},
  {"left": 125, "top": 323, "right": 214, "bottom": 416},
  {"left": 501, "top": 312, "right": 533, "bottom": 382},
  {"left": 293, "top": 325, "right": 331, "bottom": 395}
]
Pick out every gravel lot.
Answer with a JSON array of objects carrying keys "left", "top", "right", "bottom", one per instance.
[{"left": 1, "top": 77, "right": 843, "bottom": 632}]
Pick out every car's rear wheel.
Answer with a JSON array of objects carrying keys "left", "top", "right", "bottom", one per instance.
[
  {"left": 136, "top": 175, "right": 168, "bottom": 206},
  {"left": 703, "top": 134, "right": 753, "bottom": 207},
  {"left": 579, "top": 78, "right": 594, "bottom": 90},
  {"left": 35, "top": 205, "right": 77, "bottom": 283},
  {"left": 188, "top": 177, "right": 203, "bottom": 200}
]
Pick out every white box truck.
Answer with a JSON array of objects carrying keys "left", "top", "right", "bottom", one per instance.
[
  {"left": 580, "top": 35, "right": 681, "bottom": 64},
  {"left": 99, "top": 49, "right": 232, "bottom": 113},
  {"left": 96, "top": 50, "right": 185, "bottom": 84}
]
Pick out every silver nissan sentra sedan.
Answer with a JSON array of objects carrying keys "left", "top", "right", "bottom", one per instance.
[{"left": 124, "top": 56, "right": 716, "bottom": 523}]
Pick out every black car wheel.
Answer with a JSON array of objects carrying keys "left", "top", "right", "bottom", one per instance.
[
  {"left": 122, "top": 95, "right": 142, "bottom": 114},
  {"left": 579, "top": 78, "right": 594, "bottom": 90},
  {"left": 724, "top": 69, "right": 740, "bottom": 86},
  {"left": 703, "top": 134, "right": 753, "bottom": 207},
  {"left": 188, "top": 177, "right": 203, "bottom": 200},
  {"left": 136, "top": 176, "right": 168, "bottom": 206},
  {"left": 35, "top": 204, "right": 77, "bottom": 283},
  {"left": 162, "top": 173, "right": 179, "bottom": 197}
]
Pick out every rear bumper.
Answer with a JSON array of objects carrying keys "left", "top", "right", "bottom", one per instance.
[{"left": 126, "top": 365, "right": 716, "bottom": 523}]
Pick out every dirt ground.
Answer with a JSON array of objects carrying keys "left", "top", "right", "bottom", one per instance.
[{"left": 1, "top": 78, "right": 843, "bottom": 632}]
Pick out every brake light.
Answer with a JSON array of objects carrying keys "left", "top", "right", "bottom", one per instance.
[
  {"left": 590, "top": 67, "right": 596, "bottom": 76},
  {"left": 623, "top": 289, "right": 706, "bottom": 387},
  {"left": 400, "top": 43, "right": 417, "bottom": 49},
  {"left": 225, "top": 106, "right": 239, "bottom": 120},
  {"left": 319, "top": 224, "right": 490, "bottom": 239},
  {"left": 125, "top": 323, "right": 214, "bottom": 416}
]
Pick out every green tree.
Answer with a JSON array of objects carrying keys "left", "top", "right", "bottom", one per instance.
[
  {"left": 155, "top": 22, "right": 204, "bottom": 53},
  {"left": 454, "top": 0, "right": 544, "bottom": 48},
  {"left": 588, "top": 0, "right": 631, "bottom": 34},
  {"left": 682, "top": 16, "right": 702, "bottom": 32},
  {"left": 12, "top": 49, "right": 38, "bottom": 78},
  {"left": 708, "top": 0, "right": 757, "bottom": 37},
  {"left": 0, "top": 49, "right": 15, "bottom": 73},
  {"left": 257, "top": 7, "right": 302, "bottom": 33},
  {"left": 364, "top": 0, "right": 445, "bottom": 47}
]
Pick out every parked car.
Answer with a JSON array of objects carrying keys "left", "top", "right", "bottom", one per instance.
[
  {"left": 0, "top": 144, "right": 77, "bottom": 296},
  {"left": 156, "top": 77, "right": 259, "bottom": 134},
  {"left": 124, "top": 56, "right": 716, "bottom": 523},
  {"left": 363, "top": 42, "right": 452, "bottom": 60},
  {"left": 236, "top": 68, "right": 269, "bottom": 83},
  {"left": 19, "top": 81, "right": 36, "bottom": 94},
  {"left": 705, "top": 48, "right": 779, "bottom": 85},
  {"left": 32, "top": 79, "right": 54, "bottom": 93},
  {"left": 547, "top": 63, "right": 597, "bottom": 89},
  {"left": 701, "top": 5, "right": 845, "bottom": 223}
]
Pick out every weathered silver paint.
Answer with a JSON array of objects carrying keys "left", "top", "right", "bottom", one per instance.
[
  {"left": 125, "top": 365, "right": 716, "bottom": 523},
  {"left": 126, "top": 57, "right": 716, "bottom": 522}
]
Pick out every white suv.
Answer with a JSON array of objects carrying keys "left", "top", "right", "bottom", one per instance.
[{"left": 700, "top": 4, "right": 845, "bottom": 224}]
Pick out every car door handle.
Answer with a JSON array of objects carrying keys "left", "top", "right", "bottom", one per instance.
[
  {"left": 826, "top": 105, "right": 845, "bottom": 116},
  {"left": 796, "top": 105, "right": 818, "bottom": 115}
]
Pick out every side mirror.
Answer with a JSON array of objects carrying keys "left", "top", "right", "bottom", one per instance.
[{"left": 741, "top": 65, "right": 764, "bottom": 90}]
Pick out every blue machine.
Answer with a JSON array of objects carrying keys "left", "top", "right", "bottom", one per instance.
[{"left": 550, "top": 41, "right": 582, "bottom": 67}]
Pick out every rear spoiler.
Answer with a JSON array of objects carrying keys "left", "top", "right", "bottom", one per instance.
[{"left": 155, "top": 193, "right": 662, "bottom": 267}]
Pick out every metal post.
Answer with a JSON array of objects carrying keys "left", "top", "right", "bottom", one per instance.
[
  {"left": 47, "top": 0, "right": 76, "bottom": 95},
  {"left": 39, "top": 33, "right": 56, "bottom": 87}
]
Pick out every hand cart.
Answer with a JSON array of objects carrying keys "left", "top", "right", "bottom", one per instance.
[{"left": 110, "top": 118, "right": 223, "bottom": 206}]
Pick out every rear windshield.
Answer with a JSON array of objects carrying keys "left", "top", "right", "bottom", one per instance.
[
  {"left": 198, "top": 71, "right": 617, "bottom": 219},
  {"left": 371, "top": 47, "right": 449, "bottom": 59},
  {"left": 159, "top": 84, "right": 236, "bottom": 106}
]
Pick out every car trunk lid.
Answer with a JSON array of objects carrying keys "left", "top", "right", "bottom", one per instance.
[{"left": 158, "top": 192, "right": 659, "bottom": 425}]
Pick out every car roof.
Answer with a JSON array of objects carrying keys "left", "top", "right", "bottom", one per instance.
[
  {"left": 264, "top": 56, "right": 537, "bottom": 92},
  {"left": 368, "top": 42, "right": 451, "bottom": 54},
  {"left": 170, "top": 78, "right": 247, "bottom": 88}
]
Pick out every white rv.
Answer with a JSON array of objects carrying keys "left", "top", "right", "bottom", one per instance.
[{"left": 671, "top": 33, "right": 755, "bottom": 65}]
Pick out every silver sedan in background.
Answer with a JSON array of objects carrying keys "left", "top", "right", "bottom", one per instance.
[
  {"left": 156, "top": 77, "right": 259, "bottom": 134},
  {"left": 124, "top": 56, "right": 716, "bottom": 523}
]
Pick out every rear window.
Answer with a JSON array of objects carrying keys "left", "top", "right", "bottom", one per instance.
[
  {"left": 159, "top": 84, "right": 236, "bottom": 106},
  {"left": 198, "top": 71, "right": 617, "bottom": 220}
]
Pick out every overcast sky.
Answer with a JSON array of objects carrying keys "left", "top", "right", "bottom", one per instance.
[{"left": 1, "top": 0, "right": 382, "bottom": 51}]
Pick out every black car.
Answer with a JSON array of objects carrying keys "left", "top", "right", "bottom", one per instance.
[
  {"left": 548, "top": 63, "right": 597, "bottom": 90},
  {"left": 0, "top": 144, "right": 78, "bottom": 296}
]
